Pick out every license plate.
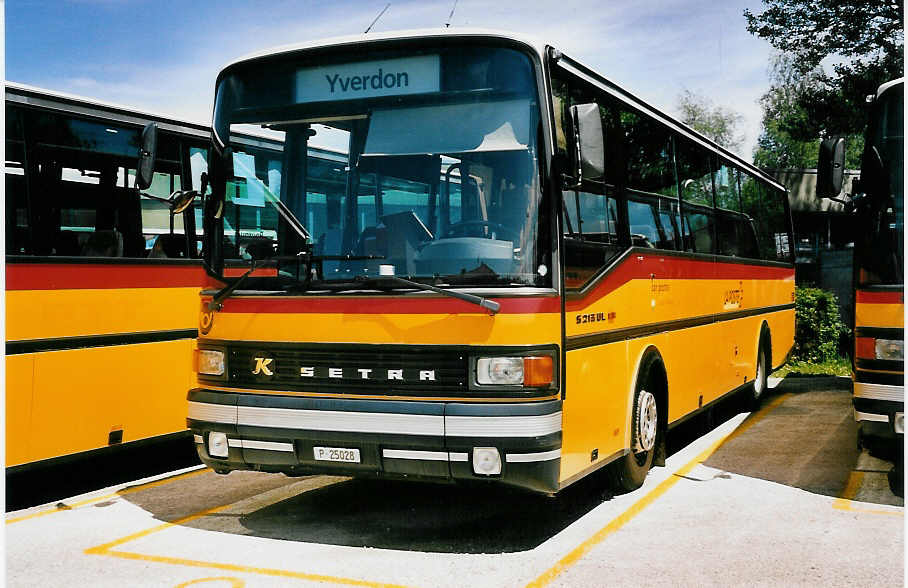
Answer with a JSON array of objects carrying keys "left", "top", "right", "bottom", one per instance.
[{"left": 313, "top": 446, "right": 361, "bottom": 463}]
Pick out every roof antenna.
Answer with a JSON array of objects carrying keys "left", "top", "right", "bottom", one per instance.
[
  {"left": 364, "top": 3, "right": 390, "bottom": 34},
  {"left": 445, "top": 0, "right": 458, "bottom": 27}
]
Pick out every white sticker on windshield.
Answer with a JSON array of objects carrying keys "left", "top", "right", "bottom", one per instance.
[{"left": 296, "top": 55, "right": 440, "bottom": 103}]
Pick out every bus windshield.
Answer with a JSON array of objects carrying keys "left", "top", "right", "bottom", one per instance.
[
  {"left": 210, "top": 44, "right": 547, "bottom": 288},
  {"left": 857, "top": 81, "right": 904, "bottom": 286}
]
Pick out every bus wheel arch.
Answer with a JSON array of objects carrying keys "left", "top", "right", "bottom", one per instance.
[{"left": 609, "top": 347, "right": 667, "bottom": 491}]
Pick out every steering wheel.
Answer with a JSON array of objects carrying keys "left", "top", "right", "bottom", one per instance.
[{"left": 444, "top": 220, "right": 517, "bottom": 241}]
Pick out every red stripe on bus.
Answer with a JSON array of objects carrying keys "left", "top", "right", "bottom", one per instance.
[
  {"left": 5, "top": 263, "right": 208, "bottom": 290},
  {"left": 566, "top": 255, "right": 794, "bottom": 311},
  {"left": 856, "top": 289, "right": 904, "bottom": 304},
  {"left": 223, "top": 267, "right": 279, "bottom": 278},
  {"left": 215, "top": 295, "right": 561, "bottom": 315}
]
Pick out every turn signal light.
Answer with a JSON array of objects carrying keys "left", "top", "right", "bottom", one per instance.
[
  {"left": 475, "top": 355, "right": 555, "bottom": 387},
  {"left": 856, "top": 337, "right": 876, "bottom": 360},
  {"left": 198, "top": 349, "right": 225, "bottom": 376},
  {"left": 856, "top": 337, "right": 905, "bottom": 360},
  {"left": 523, "top": 356, "right": 554, "bottom": 387}
]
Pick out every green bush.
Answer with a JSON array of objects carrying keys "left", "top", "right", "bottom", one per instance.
[{"left": 792, "top": 287, "right": 849, "bottom": 362}]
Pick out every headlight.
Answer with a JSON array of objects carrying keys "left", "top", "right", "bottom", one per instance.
[
  {"left": 198, "top": 349, "right": 225, "bottom": 376},
  {"left": 875, "top": 339, "right": 904, "bottom": 361},
  {"left": 475, "top": 356, "right": 554, "bottom": 387}
]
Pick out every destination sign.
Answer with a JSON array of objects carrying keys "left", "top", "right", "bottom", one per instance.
[{"left": 296, "top": 55, "right": 440, "bottom": 103}]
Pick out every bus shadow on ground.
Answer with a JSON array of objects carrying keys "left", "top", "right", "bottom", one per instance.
[
  {"left": 228, "top": 472, "right": 615, "bottom": 553},
  {"left": 194, "top": 393, "right": 757, "bottom": 553},
  {"left": 703, "top": 377, "right": 893, "bottom": 502},
  {"left": 114, "top": 391, "right": 756, "bottom": 554}
]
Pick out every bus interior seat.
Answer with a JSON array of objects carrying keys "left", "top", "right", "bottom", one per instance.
[
  {"left": 150, "top": 234, "right": 187, "bottom": 258},
  {"left": 358, "top": 225, "right": 387, "bottom": 256},
  {"left": 53, "top": 230, "right": 81, "bottom": 256},
  {"left": 82, "top": 229, "right": 124, "bottom": 257},
  {"left": 317, "top": 228, "right": 344, "bottom": 273},
  {"left": 630, "top": 225, "right": 657, "bottom": 248}
]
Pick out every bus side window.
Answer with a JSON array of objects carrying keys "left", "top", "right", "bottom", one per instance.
[
  {"left": 684, "top": 207, "right": 715, "bottom": 254},
  {"left": 715, "top": 162, "right": 743, "bottom": 257},
  {"left": 562, "top": 190, "right": 622, "bottom": 288},
  {"left": 740, "top": 170, "right": 790, "bottom": 261},
  {"left": 675, "top": 136, "right": 716, "bottom": 254},
  {"left": 656, "top": 199, "right": 681, "bottom": 250},
  {"left": 5, "top": 120, "right": 30, "bottom": 254},
  {"left": 627, "top": 198, "right": 659, "bottom": 248}
]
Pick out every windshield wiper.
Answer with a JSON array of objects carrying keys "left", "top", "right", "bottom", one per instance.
[
  {"left": 208, "top": 247, "right": 314, "bottom": 311},
  {"left": 341, "top": 276, "right": 500, "bottom": 315},
  {"left": 208, "top": 259, "right": 260, "bottom": 311}
]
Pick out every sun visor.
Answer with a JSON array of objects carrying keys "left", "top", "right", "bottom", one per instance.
[{"left": 362, "top": 99, "right": 530, "bottom": 157}]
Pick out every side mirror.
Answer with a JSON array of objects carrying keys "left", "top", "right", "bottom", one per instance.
[
  {"left": 817, "top": 136, "right": 845, "bottom": 198},
  {"left": 207, "top": 146, "right": 233, "bottom": 220},
  {"left": 136, "top": 122, "right": 158, "bottom": 191},
  {"left": 171, "top": 191, "right": 198, "bottom": 215},
  {"left": 169, "top": 172, "right": 207, "bottom": 215},
  {"left": 570, "top": 103, "right": 605, "bottom": 184}
]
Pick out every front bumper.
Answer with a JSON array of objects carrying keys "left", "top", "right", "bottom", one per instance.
[
  {"left": 853, "top": 381, "right": 904, "bottom": 451},
  {"left": 187, "top": 389, "right": 562, "bottom": 494}
]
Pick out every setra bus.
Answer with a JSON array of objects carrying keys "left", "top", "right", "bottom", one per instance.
[
  {"left": 819, "top": 78, "right": 904, "bottom": 477},
  {"left": 187, "top": 30, "right": 795, "bottom": 494},
  {"left": 4, "top": 83, "right": 284, "bottom": 472}
]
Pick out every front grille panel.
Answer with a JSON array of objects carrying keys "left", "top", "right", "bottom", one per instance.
[{"left": 225, "top": 343, "right": 468, "bottom": 396}]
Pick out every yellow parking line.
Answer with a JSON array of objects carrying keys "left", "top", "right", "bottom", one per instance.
[
  {"left": 6, "top": 466, "right": 208, "bottom": 525},
  {"left": 525, "top": 393, "right": 790, "bottom": 588},
  {"left": 85, "top": 486, "right": 415, "bottom": 588},
  {"left": 833, "top": 471, "right": 904, "bottom": 516},
  {"left": 99, "top": 550, "right": 412, "bottom": 588}
]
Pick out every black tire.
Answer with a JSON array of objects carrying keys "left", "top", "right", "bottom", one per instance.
[
  {"left": 888, "top": 462, "right": 904, "bottom": 497},
  {"left": 748, "top": 339, "right": 769, "bottom": 411},
  {"left": 609, "top": 380, "right": 658, "bottom": 492}
]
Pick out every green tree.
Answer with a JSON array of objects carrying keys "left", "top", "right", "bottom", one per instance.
[
  {"left": 745, "top": 0, "right": 904, "bottom": 137},
  {"left": 752, "top": 53, "right": 864, "bottom": 169},
  {"left": 792, "top": 286, "right": 849, "bottom": 362},
  {"left": 676, "top": 90, "right": 744, "bottom": 152}
]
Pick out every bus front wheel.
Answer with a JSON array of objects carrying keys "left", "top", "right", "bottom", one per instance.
[{"left": 609, "top": 384, "right": 657, "bottom": 492}]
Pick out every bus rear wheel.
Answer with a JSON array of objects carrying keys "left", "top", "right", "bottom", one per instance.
[
  {"left": 609, "top": 385, "right": 657, "bottom": 492},
  {"left": 748, "top": 341, "right": 769, "bottom": 411}
]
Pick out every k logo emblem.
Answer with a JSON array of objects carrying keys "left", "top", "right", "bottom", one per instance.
[{"left": 252, "top": 357, "right": 274, "bottom": 376}]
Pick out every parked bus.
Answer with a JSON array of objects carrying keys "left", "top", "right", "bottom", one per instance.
[
  {"left": 818, "top": 78, "right": 904, "bottom": 482},
  {"left": 187, "top": 30, "right": 795, "bottom": 494},
  {"left": 4, "top": 84, "right": 284, "bottom": 472}
]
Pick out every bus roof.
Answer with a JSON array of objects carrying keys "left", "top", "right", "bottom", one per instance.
[
  {"left": 221, "top": 28, "right": 548, "bottom": 73},
  {"left": 6, "top": 82, "right": 212, "bottom": 138},
  {"left": 5, "top": 81, "right": 287, "bottom": 150}
]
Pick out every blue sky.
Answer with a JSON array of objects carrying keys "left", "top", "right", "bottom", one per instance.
[{"left": 6, "top": 0, "right": 779, "bottom": 159}]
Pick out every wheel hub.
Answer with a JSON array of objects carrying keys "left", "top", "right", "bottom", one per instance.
[{"left": 635, "top": 390, "right": 657, "bottom": 452}]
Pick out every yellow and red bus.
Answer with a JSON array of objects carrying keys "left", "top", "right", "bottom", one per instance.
[
  {"left": 820, "top": 78, "right": 903, "bottom": 468},
  {"left": 4, "top": 84, "right": 285, "bottom": 473},
  {"left": 187, "top": 30, "right": 795, "bottom": 494}
]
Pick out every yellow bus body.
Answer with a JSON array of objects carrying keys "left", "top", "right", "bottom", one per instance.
[
  {"left": 196, "top": 252, "right": 794, "bottom": 488},
  {"left": 5, "top": 263, "right": 204, "bottom": 467}
]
